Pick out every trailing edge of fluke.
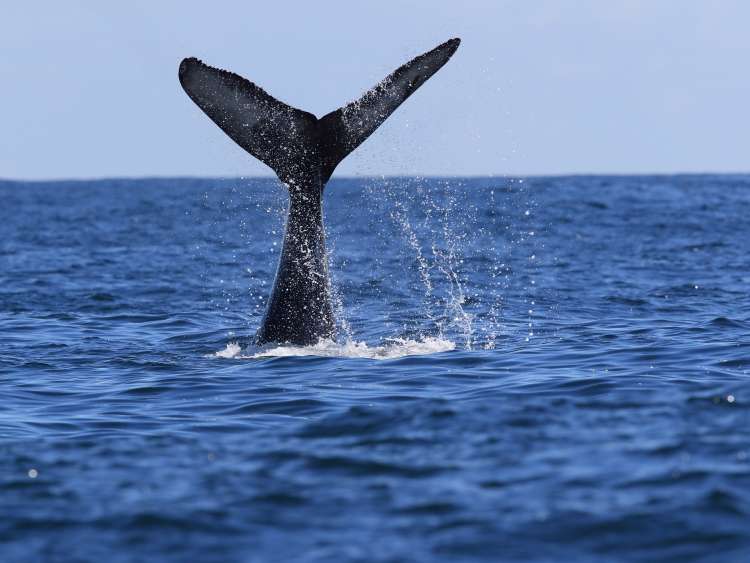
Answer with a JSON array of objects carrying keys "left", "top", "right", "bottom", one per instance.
[{"left": 179, "top": 38, "right": 461, "bottom": 345}]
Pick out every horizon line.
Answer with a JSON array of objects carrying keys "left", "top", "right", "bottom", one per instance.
[{"left": 2, "top": 171, "right": 750, "bottom": 184}]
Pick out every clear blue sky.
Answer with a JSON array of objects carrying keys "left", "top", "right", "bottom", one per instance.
[{"left": 2, "top": 1, "right": 748, "bottom": 179}]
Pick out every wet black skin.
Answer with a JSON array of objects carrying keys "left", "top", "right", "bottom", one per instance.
[
  {"left": 256, "top": 175, "right": 334, "bottom": 344},
  {"left": 179, "top": 38, "right": 460, "bottom": 345}
]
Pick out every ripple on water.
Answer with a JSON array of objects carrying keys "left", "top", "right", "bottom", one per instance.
[{"left": 3, "top": 176, "right": 750, "bottom": 562}]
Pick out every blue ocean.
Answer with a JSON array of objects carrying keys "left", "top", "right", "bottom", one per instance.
[{"left": 1, "top": 175, "right": 749, "bottom": 562}]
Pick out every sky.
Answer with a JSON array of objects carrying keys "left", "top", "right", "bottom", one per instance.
[{"left": 2, "top": 1, "right": 749, "bottom": 179}]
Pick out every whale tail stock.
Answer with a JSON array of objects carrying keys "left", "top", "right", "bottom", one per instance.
[{"left": 178, "top": 38, "right": 460, "bottom": 187}]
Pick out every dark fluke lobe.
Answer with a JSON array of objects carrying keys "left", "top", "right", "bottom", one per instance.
[{"left": 179, "top": 38, "right": 460, "bottom": 345}]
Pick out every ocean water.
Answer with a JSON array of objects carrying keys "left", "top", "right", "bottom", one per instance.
[{"left": 1, "top": 175, "right": 749, "bottom": 562}]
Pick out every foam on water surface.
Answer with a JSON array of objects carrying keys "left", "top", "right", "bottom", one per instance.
[{"left": 212, "top": 336, "right": 455, "bottom": 360}]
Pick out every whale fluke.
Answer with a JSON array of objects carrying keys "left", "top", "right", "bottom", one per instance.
[
  {"left": 318, "top": 38, "right": 460, "bottom": 182},
  {"left": 179, "top": 39, "right": 460, "bottom": 345},
  {"left": 178, "top": 57, "right": 319, "bottom": 186},
  {"left": 179, "top": 38, "right": 460, "bottom": 187}
]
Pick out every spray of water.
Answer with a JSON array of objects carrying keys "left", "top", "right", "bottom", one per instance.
[
  {"left": 363, "top": 177, "right": 480, "bottom": 348},
  {"left": 206, "top": 176, "right": 540, "bottom": 359}
]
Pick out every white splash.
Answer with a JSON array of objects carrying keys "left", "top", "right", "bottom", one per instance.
[
  {"left": 211, "top": 336, "right": 454, "bottom": 360},
  {"left": 213, "top": 342, "right": 242, "bottom": 358}
]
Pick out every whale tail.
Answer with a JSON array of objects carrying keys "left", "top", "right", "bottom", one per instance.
[
  {"left": 178, "top": 38, "right": 460, "bottom": 186},
  {"left": 179, "top": 39, "right": 460, "bottom": 345}
]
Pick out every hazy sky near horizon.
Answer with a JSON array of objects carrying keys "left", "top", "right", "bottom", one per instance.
[{"left": 2, "top": 1, "right": 748, "bottom": 179}]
